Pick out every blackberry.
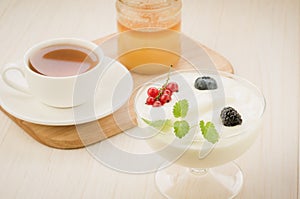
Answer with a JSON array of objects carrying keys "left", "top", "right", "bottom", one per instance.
[
  {"left": 194, "top": 76, "right": 218, "bottom": 90},
  {"left": 220, "top": 107, "right": 242, "bottom": 127}
]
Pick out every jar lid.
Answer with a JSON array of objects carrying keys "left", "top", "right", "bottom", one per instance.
[
  {"left": 117, "top": 0, "right": 181, "bottom": 30},
  {"left": 119, "top": 0, "right": 180, "bottom": 10}
]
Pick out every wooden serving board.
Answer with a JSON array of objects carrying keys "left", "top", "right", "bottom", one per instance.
[{"left": 0, "top": 34, "right": 234, "bottom": 149}]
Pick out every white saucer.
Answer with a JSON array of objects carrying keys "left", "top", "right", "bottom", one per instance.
[{"left": 0, "top": 57, "right": 133, "bottom": 126}]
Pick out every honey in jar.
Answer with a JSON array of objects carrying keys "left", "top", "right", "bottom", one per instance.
[{"left": 116, "top": 0, "right": 182, "bottom": 74}]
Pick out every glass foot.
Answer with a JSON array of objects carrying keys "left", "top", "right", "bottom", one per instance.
[{"left": 155, "top": 162, "right": 243, "bottom": 199}]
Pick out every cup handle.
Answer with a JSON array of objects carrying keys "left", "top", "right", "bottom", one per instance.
[{"left": 1, "top": 64, "right": 31, "bottom": 94}]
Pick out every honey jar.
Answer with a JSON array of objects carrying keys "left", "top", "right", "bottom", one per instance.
[{"left": 116, "top": 0, "right": 182, "bottom": 74}]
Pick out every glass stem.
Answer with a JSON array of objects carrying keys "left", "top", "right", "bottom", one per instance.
[{"left": 190, "top": 168, "right": 209, "bottom": 176}]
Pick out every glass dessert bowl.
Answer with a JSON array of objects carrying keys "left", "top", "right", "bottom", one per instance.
[{"left": 134, "top": 70, "right": 266, "bottom": 199}]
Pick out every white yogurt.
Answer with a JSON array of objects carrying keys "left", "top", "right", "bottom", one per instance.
[{"left": 135, "top": 71, "right": 265, "bottom": 168}]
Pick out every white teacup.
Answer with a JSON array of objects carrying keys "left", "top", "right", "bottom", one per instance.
[{"left": 1, "top": 38, "right": 105, "bottom": 108}]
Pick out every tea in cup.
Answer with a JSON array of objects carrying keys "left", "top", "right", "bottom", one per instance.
[{"left": 1, "top": 38, "right": 105, "bottom": 108}]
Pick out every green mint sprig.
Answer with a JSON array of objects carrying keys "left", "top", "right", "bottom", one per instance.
[
  {"left": 174, "top": 120, "right": 190, "bottom": 138},
  {"left": 172, "top": 99, "right": 190, "bottom": 138},
  {"left": 142, "top": 118, "right": 173, "bottom": 133},
  {"left": 142, "top": 99, "right": 219, "bottom": 144},
  {"left": 199, "top": 120, "right": 219, "bottom": 144},
  {"left": 173, "top": 99, "right": 189, "bottom": 118}
]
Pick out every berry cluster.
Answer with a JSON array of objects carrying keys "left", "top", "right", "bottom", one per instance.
[
  {"left": 220, "top": 107, "right": 242, "bottom": 126},
  {"left": 146, "top": 82, "right": 179, "bottom": 107}
]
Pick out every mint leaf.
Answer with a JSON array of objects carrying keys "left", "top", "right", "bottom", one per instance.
[
  {"left": 142, "top": 118, "right": 173, "bottom": 133},
  {"left": 199, "top": 120, "right": 219, "bottom": 144},
  {"left": 173, "top": 99, "right": 189, "bottom": 118},
  {"left": 173, "top": 120, "right": 190, "bottom": 138}
]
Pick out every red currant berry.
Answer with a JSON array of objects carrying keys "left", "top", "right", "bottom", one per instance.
[
  {"left": 163, "top": 89, "right": 172, "bottom": 96},
  {"left": 166, "top": 82, "right": 179, "bottom": 92},
  {"left": 160, "top": 94, "right": 171, "bottom": 104},
  {"left": 153, "top": 101, "right": 162, "bottom": 107},
  {"left": 147, "top": 87, "right": 159, "bottom": 98},
  {"left": 145, "top": 97, "right": 155, "bottom": 105}
]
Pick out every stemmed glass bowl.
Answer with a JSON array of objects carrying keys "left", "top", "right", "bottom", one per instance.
[{"left": 134, "top": 69, "right": 266, "bottom": 199}]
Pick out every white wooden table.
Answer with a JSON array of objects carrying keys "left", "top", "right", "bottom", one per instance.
[{"left": 0, "top": 0, "right": 299, "bottom": 198}]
